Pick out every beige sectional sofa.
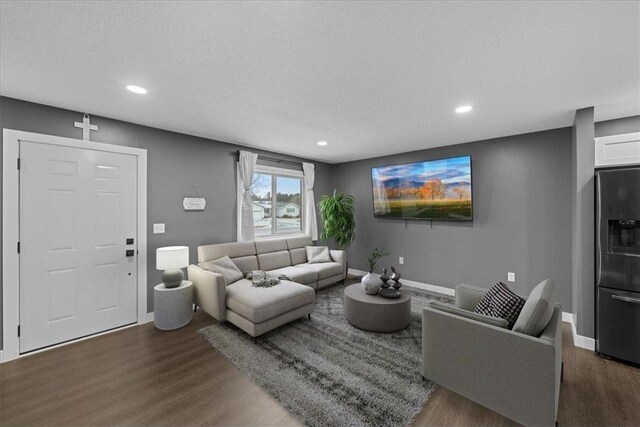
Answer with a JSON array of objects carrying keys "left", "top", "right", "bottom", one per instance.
[{"left": 187, "top": 235, "right": 347, "bottom": 337}]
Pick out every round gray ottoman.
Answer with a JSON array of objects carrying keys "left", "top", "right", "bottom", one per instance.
[
  {"left": 344, "top": 283, "right": 411, "bottom": 332},
  {"left": 154, "top": 281, "right": 194, "bottom": 330}
]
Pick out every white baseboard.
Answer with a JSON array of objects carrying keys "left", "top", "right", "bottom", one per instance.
[
  {"left": 401, "top": 278, "right": 455, "bottom": 296},
  {"left": 348, "top": 268, "right": 596, "bottom": 352},
  {"left": 0, "top": 350, "right": 3, "bottom": 363},
  {"left": 145, "top": 311, "right": 155, "bottom": 323},
  {"left": 565, "top": 313, "right": 596, "bottom": 351},
  {"left": 559, "top": 312, "right": 596, "bottom": 351},
  {"left": 349, "top": 268, "right": 454, "bottom": 296}
]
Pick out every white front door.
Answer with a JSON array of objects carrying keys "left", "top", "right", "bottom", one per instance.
[{"left": 19, "top": 141, "right": 138, "bottom": 353}]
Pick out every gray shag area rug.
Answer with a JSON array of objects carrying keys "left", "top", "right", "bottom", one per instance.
[{"left": 198, "top": 282, "right": 454, "bottom": 427}]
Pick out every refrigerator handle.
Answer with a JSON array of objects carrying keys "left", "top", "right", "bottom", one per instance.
[
  {"left": 612, "top": 294, "right": 640, "bottom": 305},
  {"left": 596, "top": 173, "right": 602, "bottom": 287}
]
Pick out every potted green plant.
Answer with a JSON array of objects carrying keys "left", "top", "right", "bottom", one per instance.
[
  {"left": 318, "top": 191, "right": 356, "bottom": 250},
  {"left": 362, "top": 247, "right": 390, "bottom": 295}
]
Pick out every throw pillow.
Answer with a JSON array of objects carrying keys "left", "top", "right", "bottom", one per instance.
[
  {"left": 306, "top": 246, "right": 332, "bottom": 263},
  {"left": 199, "top": 255, "right": 244, "bottom": 285},
  {"left": 512, "top": 279, "right": 556, "bottom": 336},
  {"left": 473, "top": 282, "right": 525, "bottom": 329}
]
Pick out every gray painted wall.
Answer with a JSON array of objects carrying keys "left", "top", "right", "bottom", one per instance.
[
  {"left": 1, "top": 94, "right": 637, "bottom": 351},
  {"left": 595, "top": 115, "right": 640, "bottom": 137},
  {"left": 571, "top": 107, "right": 595, "bottom": 338},
  {"left": 333, "top": 128, "right": 574, "bottom": 311},
  {"left": 0, "top": 96, "right": 335, "bottom": 350}
]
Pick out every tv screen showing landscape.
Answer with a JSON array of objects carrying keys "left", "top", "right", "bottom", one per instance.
[{"left": 371, "top": 155, "right": 472, "bottom": 220}]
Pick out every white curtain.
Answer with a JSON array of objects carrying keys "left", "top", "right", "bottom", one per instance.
[
  {"left": 237, "top": 150, "right": 258, "bottom": 242},
  {"left": 302, "top": 162, "right": 319, "bottom": 240}
]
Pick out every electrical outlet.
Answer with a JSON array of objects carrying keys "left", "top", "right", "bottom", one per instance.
[
  {"left": 399, "top": 256, "right": 404, "bottom": 265},
  {"left": 507, "top": 272, "right": 516, "bottom": 282},
  {"left": 153, "top": 223, "right": 165, "bottom": 234}
]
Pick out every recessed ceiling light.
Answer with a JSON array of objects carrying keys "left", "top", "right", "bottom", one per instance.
[
  {"left": 126, "top": 85, "right": 148, "bottom": 94},
  {"left": 455, "top": 105, "right": 473, "bottom": 114},
  {"left": 317, "top": 141, "right": 328, "bottom": 146}
]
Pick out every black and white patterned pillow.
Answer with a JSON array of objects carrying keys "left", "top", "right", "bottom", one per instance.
[{"left": 473, "top": 282, "right": 525, "bottom": 329}]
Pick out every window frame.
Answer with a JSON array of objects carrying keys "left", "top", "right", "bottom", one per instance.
[{"left": 251, "top": 164, "right": 305, "bottom": 240}]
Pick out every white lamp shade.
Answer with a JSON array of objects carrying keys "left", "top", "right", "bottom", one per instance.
[{"left": 156, "top": 246, "right": 189, "bottom": 270}]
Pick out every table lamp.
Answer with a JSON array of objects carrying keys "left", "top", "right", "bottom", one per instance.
[{"left": 156, "top": 246, "right": 189, "bottom": 288}]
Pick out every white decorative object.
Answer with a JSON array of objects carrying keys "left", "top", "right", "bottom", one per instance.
[
  {"left": 154, "top": 281, "right": 194, "bottom": 330},
  {"left": 183, "top": 197, "right": 206, "bottom": 211},
  {"left": 183, "top": 185, "right": 206, "bottom": 211},
  {"left": 74, "top": 113, "right": 98, "bottom": 141},
  {"left": 237, "top": 150, "right": 258, "bottom": 241},
  {"left": 361, "top": 272, "right": 383, "bottom": 295},
  {"left": 595, "top": 132, "right": 640, "bottom": 167},
  {"left": 303, "top": 162, "right": 318, "bottom": 240},
  {"left": 156, "top": 246, "right": 189, "bottom": 288}
]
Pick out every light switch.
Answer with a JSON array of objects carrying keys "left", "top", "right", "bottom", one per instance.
[
  {"left": 507, "top": 272, "right": 516, "bottom": 282},
  {"left": 153, "top": 223, "right": 165, "bottom": 234}
]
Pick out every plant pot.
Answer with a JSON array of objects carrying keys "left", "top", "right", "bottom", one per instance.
[{"left": 361, "top": 272, "right": 383, "bottom": 295}]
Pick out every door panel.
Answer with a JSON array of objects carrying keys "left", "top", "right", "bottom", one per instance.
[
  {"left": 47, "top": 268, "right": 78, "bottom": 321},
  {"left": 596, "top": 169, "right": 640, "bottom": 293},
  {"left": 597, "top": 287, "right": 640, "bottom": 364},
  {"left": 20, "top": 141, "right": 137, "bottom": 353}
]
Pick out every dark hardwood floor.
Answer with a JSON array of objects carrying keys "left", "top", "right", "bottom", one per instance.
[{"left": 1, "top": 306, "right": 639, "bottom": 426}]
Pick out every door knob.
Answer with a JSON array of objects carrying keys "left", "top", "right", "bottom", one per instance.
[{"left": 126, "top": 249, "right": 135, "bottom": 257}]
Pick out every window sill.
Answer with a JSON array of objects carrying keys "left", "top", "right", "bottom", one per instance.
[{"left": 254, "top": 232, "right": 308, "bottom": 241}]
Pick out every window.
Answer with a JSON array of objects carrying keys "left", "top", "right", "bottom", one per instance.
[{"left": 250, "top": 166, "right": 304, "bottom": 238}]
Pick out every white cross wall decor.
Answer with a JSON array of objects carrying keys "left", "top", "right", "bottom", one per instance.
[{"left": 74, "top": 113, "right": 98, "bottom": 141}]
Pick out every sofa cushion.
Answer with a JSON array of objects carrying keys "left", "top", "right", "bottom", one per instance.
[
  {"left": 512, "top": 279, "right": 556, "bottom": 336},
  {"left": 198, "top": 241, "right": 256, "bottom": 263},
  {"left": 231, "top": 255, "right": 259, "bottom": 273},
  {"left": 226, "top": 279, "right": 315, "bottom": 323},
  {"left": 257, "top": 250, "right": 291, "bottom": 271},
  {"left": 306, "top": 246, "right": 332, "bottom": 263},
  {"left": 428, "top": 301, "right": 509, "bottom": 328},
  {"left": 296, "top": 262, "right": 343, "bottom": 280},
  {"left": 473, "top": 282, "right": 525, "bottom": 329},
  {"left": 286, "top": 235, "right": 313, "bottom": 249},
  {"left": 199, "top": 256, "right": 244, "bottom": 285},
  {"left": 289, "top": 247, "right": 308, "bottom": 265},
  {"left": 267, "top": 266, "right": 318, "bottom": 285},
  {"left": 255, "top": 238, "right": 288, "bottom": 254}
]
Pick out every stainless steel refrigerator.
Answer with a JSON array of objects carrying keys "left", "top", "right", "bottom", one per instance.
[{"left": 596, "top": 167, "right": 640, "bottom": 365}]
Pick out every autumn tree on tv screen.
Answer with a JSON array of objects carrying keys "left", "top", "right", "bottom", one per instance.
[{"left": 371, "top": 156, "right": 472, "bottom": 220}]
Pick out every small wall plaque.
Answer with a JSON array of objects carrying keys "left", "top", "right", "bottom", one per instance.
[
  {"left": 183, "top": 186, "right": 206, "bottom": 211},
  {"left": 183, "top": 197, "right": 206, "bottom": 211}
]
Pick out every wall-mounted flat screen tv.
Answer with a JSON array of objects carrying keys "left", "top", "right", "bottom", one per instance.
[{"left": 371, "top": 155, "right": 472, "bottom": 221}]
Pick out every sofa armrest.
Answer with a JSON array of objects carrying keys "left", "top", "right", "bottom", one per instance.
[
  {"left": 187, "top": 265, "right": 226, "bottom": 321},
  {"left": 427, "top": 300, "right": 508, "bottom": 328},
  {"left": 422, "top": 305, "right": 560, "bottom": 426},
  {"left": 455, "top": 284, "right": 488, "bottom": 311},
  {"left": 330, "top": 250, "right": 347, "bottom": 280}
]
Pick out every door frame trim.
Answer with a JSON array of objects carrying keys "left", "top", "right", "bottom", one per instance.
[{"left": 2, "top": 129, "right": 148, "bottom": 363}]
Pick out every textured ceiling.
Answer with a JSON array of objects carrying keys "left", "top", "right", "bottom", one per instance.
[{"left": 1, "top": 1, "right": 639, "bottom": 163}]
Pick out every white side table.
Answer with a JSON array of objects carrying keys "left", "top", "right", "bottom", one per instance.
[{"left": 154, "top": 281, "right": 194, "bottom": 330}]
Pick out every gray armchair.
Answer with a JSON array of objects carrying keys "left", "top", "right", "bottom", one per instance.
[{"left": 422, "top": 284, "right": 562, "bottom": 427}]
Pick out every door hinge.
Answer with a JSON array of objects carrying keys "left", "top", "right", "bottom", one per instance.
[
  {"left": 17, "top": 158, "right": 20, "bottom": 170},
  {"left": 18, "top": 325, "right": 20, "bottom": 337},
  {"left": 17, "top": 242, "right": 20, "bottom": 254}
]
